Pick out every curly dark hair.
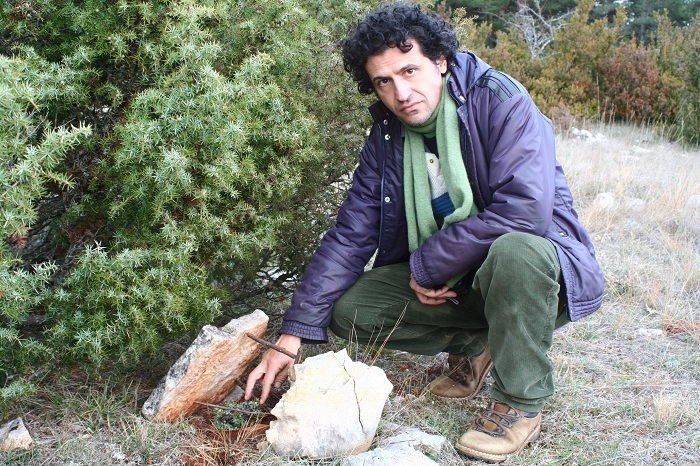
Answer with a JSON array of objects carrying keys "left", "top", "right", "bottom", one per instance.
[{"left": 341, "top": 3, "right": 459, "bottom": 95}]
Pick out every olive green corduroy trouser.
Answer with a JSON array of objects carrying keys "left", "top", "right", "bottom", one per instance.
[{"left": 330, "top": 232, "right": 569, "bottom": 412}]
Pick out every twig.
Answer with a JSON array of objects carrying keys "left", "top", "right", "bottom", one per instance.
[{"left": 246, "top": 332, "right": 302, "bottom": 364}]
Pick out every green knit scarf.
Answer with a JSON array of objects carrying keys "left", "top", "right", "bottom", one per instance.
[{"left": 403, "top": 73, "right": 477, "bottom": 286}]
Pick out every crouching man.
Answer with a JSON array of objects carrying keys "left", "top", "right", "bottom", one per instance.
[{"left": 245, "top": 3, "right": 604, "bottom": 462}]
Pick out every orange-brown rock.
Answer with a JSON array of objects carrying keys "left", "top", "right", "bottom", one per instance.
[
  {"left": 0, "top": 417, "right": 32, "bottom": 451},
  {"left": 142, "top": 309, "right": 268, "bottom": 422}
]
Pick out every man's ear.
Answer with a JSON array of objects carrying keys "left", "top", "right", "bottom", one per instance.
[{"left": 437, "top": 55, "right": 448, "bottom": 74}]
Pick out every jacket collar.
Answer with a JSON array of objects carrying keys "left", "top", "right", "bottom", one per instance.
[{"left": 448, "top": 51, "right": 492, "bottom": 97}]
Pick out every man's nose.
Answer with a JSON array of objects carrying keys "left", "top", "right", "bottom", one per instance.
[{"left": 395, "top": 80, "right": 412, "bottom": 102}]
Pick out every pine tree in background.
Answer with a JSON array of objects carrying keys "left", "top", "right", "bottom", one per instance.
[{"left": 592, "top": 0, "right": 700, "bottom": 43}]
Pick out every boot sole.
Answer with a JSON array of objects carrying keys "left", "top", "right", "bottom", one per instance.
[{"left": 455, "top": 424, "right": 541, "bottom": 463}]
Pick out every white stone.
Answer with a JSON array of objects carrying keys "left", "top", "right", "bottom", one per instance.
[
  {"left": 633, "top": 146, "right": 653, "bottom": 154},
  {"left": 637, "top": 328, "right": 664, "bottom": 338},
  {"left": 142, "top": 310, "right": 268, "bottom": 422},
  {"left": 267, "top": 349, "right": 393, "bottom": 459},
  {"left": 686, "top": 195, "right": 700, "bottom": 215},
  {"left": 623, "top": 198, "right": 645, "bottom": 212},
  {"left": 342, "top": 443, "right": 440, "bottom": 466},
  {"left": 378, "top": 426, "right": 446, "bottom": 455},
  {"left": 594, "top": 192, "right": 617, "bottom": 210},
  {"left": 570, "top": 127, "right": 603, "bottom": 142},
  {"left": 0, "top": 417, "right": 32, "bottom": 451},
  {"left": 682, "top": 195, "right": 700, "bottom": 235}
]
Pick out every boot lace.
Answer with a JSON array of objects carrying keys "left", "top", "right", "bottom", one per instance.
[
  {"left": 448, "top": 359, "right": 472, "bottom": 385},
  {"left": 472, "top": 402, "right": 522, "bottom": 438}
]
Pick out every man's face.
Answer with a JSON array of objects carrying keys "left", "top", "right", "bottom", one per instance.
[{"left": 365, "top": 40, "right": 447, "bottom": 127}]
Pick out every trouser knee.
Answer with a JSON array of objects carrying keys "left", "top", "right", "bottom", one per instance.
[{"left": 477, "top": 232, "right": 560, "bottom": 287}]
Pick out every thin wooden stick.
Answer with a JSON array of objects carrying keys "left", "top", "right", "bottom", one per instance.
[{"left": 246, "top": 332, "right": 302, "bottom": 364}]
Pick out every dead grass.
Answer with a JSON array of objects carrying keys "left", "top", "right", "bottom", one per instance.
[{"left": 2, "top": 123, "right": 699, "bottom": 465}]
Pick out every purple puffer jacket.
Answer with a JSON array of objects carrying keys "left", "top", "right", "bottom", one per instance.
[{"left": 280, "top": 52, "right": 605, "bottom": 343}]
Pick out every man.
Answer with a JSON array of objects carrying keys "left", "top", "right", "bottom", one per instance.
[{"left": 245, "top": 3, "right": 604, "bottom": 462}]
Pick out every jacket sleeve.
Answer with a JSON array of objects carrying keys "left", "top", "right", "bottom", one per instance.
[
  {"left": 279, "top": 129, "right": 384, "bottom": 342},
  {"left": 410, "top": 90, "right": 557, "bottom": 288}
]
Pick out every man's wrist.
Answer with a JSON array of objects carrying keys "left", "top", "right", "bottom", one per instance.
[
  {"left": 277, "top": 333, "right": 302, "bottom": 346},
  {"left": 279, "top": 319, "right": 328, "bottom": 343}
]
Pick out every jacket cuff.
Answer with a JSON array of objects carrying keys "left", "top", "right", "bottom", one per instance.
[
  {"left": 410, "top": 249, "right": 433, "bottom": 288},
  {"left": 279, "top": 319, "right": 328, "bottom": 344}
]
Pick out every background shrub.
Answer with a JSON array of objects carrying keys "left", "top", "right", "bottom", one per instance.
[
  {"left": 655, "top": 12, "right": 700, "bottom": 144},
  {"left": 597, "top": 40, "right": 667, "bottom": 122}
]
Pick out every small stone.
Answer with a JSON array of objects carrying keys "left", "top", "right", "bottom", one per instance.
[
  {"left": 637, "top": 328, "right": 664, "bottom": 338},
  {"left": 342, "top": 443, "right": 440, "bottom": 466},
  {"left": 593, "top": 192, "right": 616, "bottom": 210},
  {"left": 0, "top": 417, "right": 33, "bottom": 451},
  {"left": 378, "top": 426, "right": 446, "bottom": 455},
  {"left": 623, "top": 198, "right": 645, "bottom": 212},
  {"left": 686, "top": 195, "right": 700, "bottom": 212},
  {"left": 570, "top": 127, "right": 592, "bottom": 140},
  {"left": 633, "top": 146, "right": 652, "bottom": 154},
  {"left": 223, "top": 385, "right": 245, "bottom": 404}
]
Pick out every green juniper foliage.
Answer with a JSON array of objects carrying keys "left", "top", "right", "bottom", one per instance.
[
  {"left": 0, "top": 0, "right": 371, "bottom": 413},
  {"left": 0, "top": 54, "right": 91, "bottom": 409}
]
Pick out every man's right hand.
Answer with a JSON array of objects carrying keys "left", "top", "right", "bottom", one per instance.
[
  {"left": 409, "top": 274, "right": 457, "bottom": 305},
  {"left": 244, "top": 333, "right": 302, "bottom": 404}
]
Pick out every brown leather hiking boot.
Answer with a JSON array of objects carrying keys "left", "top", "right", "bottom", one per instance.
[
  {"left": 428, "top": 346, "right": 493, "bottom": 399},
  {"left": 455, "top": 401, "right": 541, "bottom": 463}
]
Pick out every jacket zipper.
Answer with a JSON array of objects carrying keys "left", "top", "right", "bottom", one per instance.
[
  {"left": 447, "top": 80, "right": 485, "bottom": 211},
  {"left": 378, "top": 121, "right": 387, "bottom": 258}
]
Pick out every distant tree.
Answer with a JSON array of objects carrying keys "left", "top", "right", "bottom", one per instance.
[
  {"left": 501, "top": 0, "right": 572, "bottom": 58},
  {"left": 442, "top": 0, "right": 576, "bottom": 46},
  {"left": 444, "top": 0, "right": 513, "bottom": 20},
  {"left": 655, "top": 11, "right": 700, "bottom": 143},
  {"left": 537, "top": 0, "right": 578, "bottom": 17},
  {"left": 441, "top": 0, "right": 512, "bottom": 44},
  {"left": 444, "top": 1, "right": 576, "bottom": 24},
  {"left": 592, "top": 0, "right": 700, "bottom": 43}
]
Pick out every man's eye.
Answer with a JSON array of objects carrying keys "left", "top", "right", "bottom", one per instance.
[
  {"left": 405, "top": 69, "right": 416, "bottom": 76},
  {"left": 378, "top": 79, "right": 389, "bottom": 86}
]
